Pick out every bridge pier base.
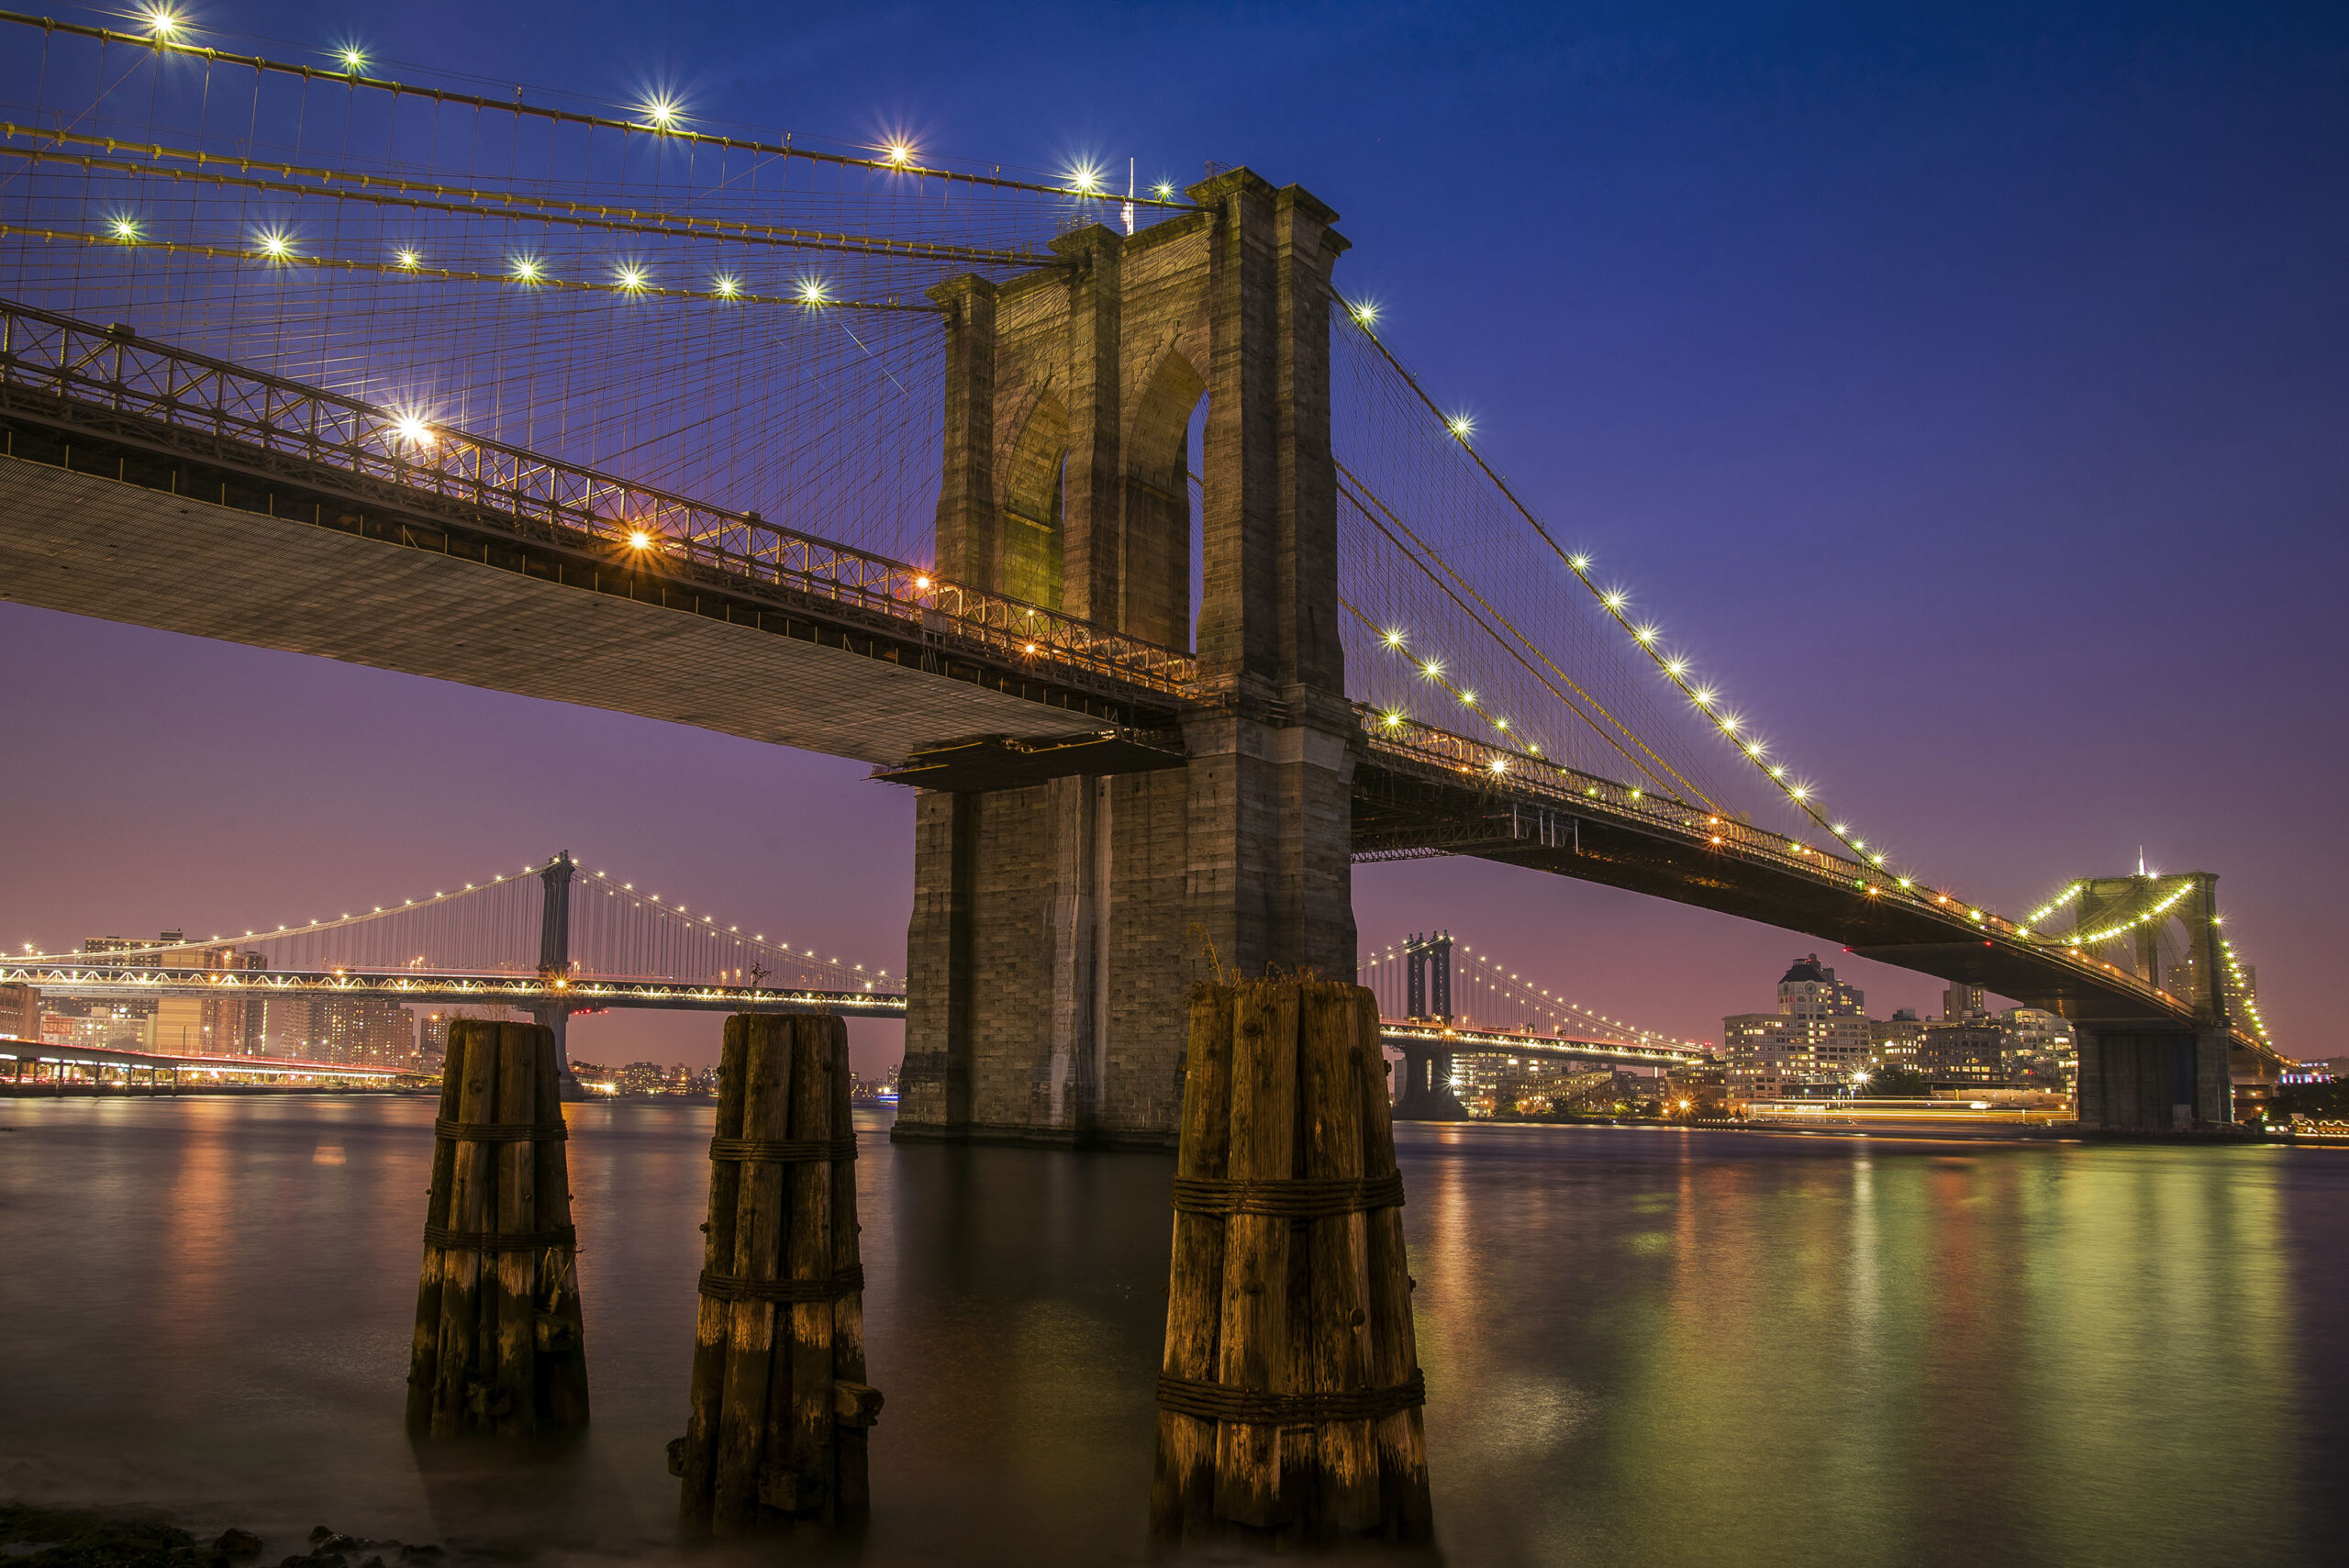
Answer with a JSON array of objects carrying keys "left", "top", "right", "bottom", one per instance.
[
  {"left": 2075, "top": 1024, "right": 2233, "bottom": 1132},
  {"left": 1391, "top": 1044, "right": 1467, "bottom": 1122}
]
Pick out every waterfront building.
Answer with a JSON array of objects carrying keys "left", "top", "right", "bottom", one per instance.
[
  {"left": 1450, "top": 1054, "right": 1638, "bottom": 1117},
  {"left": 256, "top": 995, "right": 417, "bottom": 1065},
  {"left": 82, "top": 932, "right": 265, "bottom": 1055},
  {"left": 39, "top": 999, "right": 155, "bottom": 1051},
  {"left": 1870, "top": 1008, "right": 1926, "bottom": 1067},
  {"left": 1724, "top": 954, "right": 1873, "bottom": 1099},
  {"left": 612, "top": 1060, "right": 697, "bottom": 1095},
  {"left": 0, "top": 982, "right": 39, "bottom": 1041},
  {"left": 2000, "top": 1006, "right": 2076, "bottom": 1084},
  {"left": 1917, "top": 1020, "right": 2008, "bottom": 1082}
]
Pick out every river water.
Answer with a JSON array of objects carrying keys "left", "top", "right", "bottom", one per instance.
[{"left": 1, "top": 1095, "right": 2342, "bottom": 1566}]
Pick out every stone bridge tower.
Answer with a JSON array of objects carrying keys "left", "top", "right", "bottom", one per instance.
[
  {"left": 894, "top": 169, "right": 1357, "bottom": 1148},
  {"left": 2071, "top": 873, "right": 2235, "bottom": 1131}
]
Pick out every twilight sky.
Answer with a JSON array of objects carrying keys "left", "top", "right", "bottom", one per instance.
[{"left": 6, "top": 0, "right": 2344, "bottom": 1072}]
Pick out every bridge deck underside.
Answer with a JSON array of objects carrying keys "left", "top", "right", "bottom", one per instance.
[{"left": 0, "top": 427, "right": 1160, "bottom": 767}]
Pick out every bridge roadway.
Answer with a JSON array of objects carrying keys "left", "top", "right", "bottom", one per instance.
[
  {"left": 1, "top": 962, "right": 911, "bottom": 1019},
  {"left": 0, "top": 1034, "right": 421, "bottom": 1084},
  {"left": 11, "top": 962, "right": 1692, "bottom": 1068},
  {"left": 0, "top": 300, "right": 2274, "bottom": 1071}
]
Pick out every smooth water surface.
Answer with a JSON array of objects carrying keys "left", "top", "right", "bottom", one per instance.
[{"left": 1, "top": 1096, "right": 2342, "bottom": 1565}]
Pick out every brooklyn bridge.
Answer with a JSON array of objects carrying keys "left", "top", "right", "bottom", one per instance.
[{"left": 0, "top": 10, "right": 2279, "bottom": 1140}]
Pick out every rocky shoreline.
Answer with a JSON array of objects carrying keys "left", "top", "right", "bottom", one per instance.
[{"left": 0, "top": 1506, "right": 450, "bottom": 1568}]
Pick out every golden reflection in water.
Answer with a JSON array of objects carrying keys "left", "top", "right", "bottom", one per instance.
[
  {"left": 154, "top": 1096, "right": 235, "bottom": 1372},
  {"left": 1400, "top": 1129, "right": 2305, "bottom": 1568}
]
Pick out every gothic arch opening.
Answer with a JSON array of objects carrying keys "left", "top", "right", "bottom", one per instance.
[
  {"left": 1001, "top": 392, "right": 1069, "bottom": 609},
  {"left": 1124, "top": 350, "right": 1205, "bottom": 649}
]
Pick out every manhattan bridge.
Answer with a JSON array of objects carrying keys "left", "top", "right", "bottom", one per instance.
[{"left": 0, "top": 11, "right": 2280, "bottom": 1139}]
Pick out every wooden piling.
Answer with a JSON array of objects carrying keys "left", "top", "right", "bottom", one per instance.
[
  {"left": 678, "top": 1031, "right": 748, "bottom": 1535},
  {"left": 404, "top": 1023, "right": 468, "bottom": 1433},
  {"left": 404, "top": 1019, "right": 588, "bottom": 1440},
  {"left": 1149, "top": 980, "right": 1236, "bottom": 1537},
  {"left": 1302, "top": 984, "right": 1379, "bottom": 1531},
  {"left": 1150, "top": 978, "right": 1431, "bottom": 1546},
  {"left": 829, "top": 1030, "right": 874, "bottom": 1520},
  {"left": 1215, "top": 981, "right": 1298, "bottom": 1529},
  {"left": 1354, "top": 988, "right": 1432, "bottom": 1537},
  {"left": 676, "top": 1014, "right": 878, "bottom": 1537}
]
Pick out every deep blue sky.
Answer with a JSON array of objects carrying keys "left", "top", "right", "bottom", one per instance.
[{"left": 6, "top": 0, "right": 2345, "bottom": 1069}]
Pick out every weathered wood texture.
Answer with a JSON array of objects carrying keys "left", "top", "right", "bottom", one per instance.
[
  {"left": 404, "top": 1019, "right": 589, "bottom": 1438},
  {"left": 1150, "top": 979, "right": 1431, "bottom": 1545},
  {"left": 675, "top": 1014, "right": 878, "bottom": 1538}
]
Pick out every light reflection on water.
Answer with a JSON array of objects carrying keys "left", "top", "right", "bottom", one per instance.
[{"left": 0, "top": 1099, "right": 2340, "bottom": 1566}]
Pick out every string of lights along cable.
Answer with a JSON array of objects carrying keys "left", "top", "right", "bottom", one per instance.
[
  {"left": 14, "top": 852, "right": 903, "bottom": 994},
  {"left": 1357, "top": 939, "right": 1700, "bottom": 1050}
]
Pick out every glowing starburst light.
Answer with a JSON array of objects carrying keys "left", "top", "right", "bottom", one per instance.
[
  {"left": 1447, "top": 414, "right": 1475, "bottom": 439},
  {"left": 1419, "top": 659, "right": 1444, "bottom": 679},
  {"left": 1601, "top": 591, "right": 1627, "bottom": 611},
  {"left": 1351, "top": 299, "right": 1380, "bottom": 327},
  {"left": 1382, "top": 628, "right": 1405, "bottom": 648},
  {"left": 640, "top": 96, "right": 682, "bottom": 131},
  {"left": 395, "top": 249, "right": 420, "bottom": 269},
  {"left": 1632, "top": 624, "right": 1658, "bottom": 644},
  {"left": 1789, "top": 785, "right": 1810, "bottom": 800},
  {"left": 884, "top": 142, "right": 916, "bottom": 167},
  {"left": 509, "top": 257, "right": 542, "bottom": 283},
  {"left": 1488, "top": 757, "right": 1509, "bottom": 774},
  {"left": 616, "top": 265, "right": 648, "bottom": 292},
  {"left": 339, "top": 46, "right": 367, "bottom": 72},
  {"left": 1691, "top": 687, "right": 1717, "bottom": 707},
  {"left": 1153, "top": 181, "right": 1175, "bottom": 198},
  {"left": 255, "top": 228, "right": 293, "bottom": 259},
  {"left": 1568, "top": 554, "right": 1592, "bottom": 573},
  {"left": 712, "top": 274, "right": 740, "bottom": 297},
  {"left": 628, "top": 530, "right": 652, "bottom": 550},
  {"left": 796, "top": 278, "right": 831, "bottom": 306},
  {"left": 1066, "top": 161, "right": 1105, "bottom": 194},
  {"left": 109, "top": 217, "right": 140, "bottom": 241},
  {"left": 141, "top": 6, "right": 182, "bottom": 39},
  {"left": 390, "top": 413, "right": 434, "bottom": 448}
]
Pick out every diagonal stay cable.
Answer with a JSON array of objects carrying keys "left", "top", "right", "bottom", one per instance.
[
  {"left": 1341, "top": 310, "right": 1865, "bottom": 852},
  {"left": 1336, "top": 465, "right": 1719, "bottom": 808}
]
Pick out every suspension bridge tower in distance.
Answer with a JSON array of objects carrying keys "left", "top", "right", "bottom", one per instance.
[
  {"left": 894, "top": 169, "right": 1358, "bottom": 1150},
  {"left": 532, "top": 851, "right": 577, "bottom": 1078},
  {"left": 1393, "top": 932, "right": 1468, "bottom": 1122}
]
